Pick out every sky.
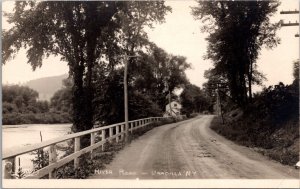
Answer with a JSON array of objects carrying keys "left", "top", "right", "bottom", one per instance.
[{"left": 2, "top": 0, "right": 299, "bottom": 92}]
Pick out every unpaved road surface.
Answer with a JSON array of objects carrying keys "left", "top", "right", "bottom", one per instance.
[{"left": 89, "top": 115, "right": 299, "bottom": 179}]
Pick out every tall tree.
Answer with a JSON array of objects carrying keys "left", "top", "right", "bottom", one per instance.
[
  {"left": 129, "top": 43, "right": 191, "bottom": 110},
  {"left": 92, "top": 2, "right": 171, "bottom": 124},
  {"left": 3, "top": 1, "right": 171, "bottom": 146},
  {"left": 192, "top": 1, "right": 280, "bottom": 107},
  {"left": 2, "top": 1, "right": 124, "bottom": 145}
]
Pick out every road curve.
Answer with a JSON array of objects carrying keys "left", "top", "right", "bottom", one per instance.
[{"left": 89, "top": 115, "right": 299, "bottom": 179}]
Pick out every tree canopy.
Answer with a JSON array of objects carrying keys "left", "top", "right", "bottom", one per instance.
[
  {"left": 93, "top": 43, "right": 191, "bottom": 125},
  {"left": 192, "top": 0, "right": 280, "bottom": 107},
  {"left": 180, "top": 83, "right": 212, "bottom": 116},
  {"left": 2, "top": 1, "right": 171, "bottom": 141}
]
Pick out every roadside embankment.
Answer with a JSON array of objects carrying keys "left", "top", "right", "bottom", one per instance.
[{"left": 211, "top": 112, "right": 299, "bottom": 166}]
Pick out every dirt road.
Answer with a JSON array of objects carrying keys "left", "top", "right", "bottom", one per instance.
[{"left": 89, "top": 115, "right": 299, "bottom": 179}]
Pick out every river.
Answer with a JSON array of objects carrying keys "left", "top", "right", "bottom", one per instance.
[{"left": 2, "top": 123, "right": 72, "bottom": 176}]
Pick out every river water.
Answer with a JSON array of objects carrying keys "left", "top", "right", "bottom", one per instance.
[{"left": 2, "top": 124, "right": 72, "bottom": 175}]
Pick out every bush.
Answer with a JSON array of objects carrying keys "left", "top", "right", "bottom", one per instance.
[
  {"left": 210, "top": 82, "right": 299, "bottom": 166},
  {"left": 4, "top": 113, "right": 21, "bottom": 125}
]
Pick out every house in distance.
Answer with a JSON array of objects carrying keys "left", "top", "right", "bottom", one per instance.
[{"left": 163, "top": 101, "right": 182, "bottom": 117}]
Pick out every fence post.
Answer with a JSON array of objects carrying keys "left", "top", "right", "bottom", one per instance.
[
  {"left": 109, "top": 128, "right": 113, "bottom": 143},
  {"left": 74, "top": 137, "right": 80, "bottom": 169},
  {"left": 101, "top": 130, "right": 106, "bottom": 151},
  {"left": 121, "top": 124, "right": 125, "bottom": 141},
  {"left": 130, "top": 122, "right": 133, "bottom": 133},
  {"left": 4, "top": 157, "right": 16, "bottom": 179},
  {"left": 116, "top": 125, "right": 119, "bottom": 143},
  {"left": 90, "top": 132, "right": 95, "bottom": 159},
  {"left": 49, "top": 145, "right": 57, "bottom": 179}
]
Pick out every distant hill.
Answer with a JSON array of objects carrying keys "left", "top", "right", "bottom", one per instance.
[{"left": 25, "top": 74, "right": 68, "bottom": 101}]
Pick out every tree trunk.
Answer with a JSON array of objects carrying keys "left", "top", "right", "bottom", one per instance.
[
  {"left": 248, "top": 61, "right": 253, "bottom": 101},
  {"left": 71, "top": 42, "right": 92, "bottom": 148}
]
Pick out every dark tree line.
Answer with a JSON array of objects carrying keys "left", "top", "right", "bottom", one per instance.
[
  {"left": 2, "top": 85, "right": 71, "bottom": 125},
  {"left": 3, "top": 85, "right": 47, "bottom": 114}
]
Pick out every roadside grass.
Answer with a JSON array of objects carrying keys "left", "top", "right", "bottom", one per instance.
[
  {"left": 210, "top": 115, "right": 299, "bottom": 166},
  {"left": 55, "top": 142, "right": 123, "bottom": 179}
]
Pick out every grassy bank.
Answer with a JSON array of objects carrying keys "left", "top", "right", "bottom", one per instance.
[
  {"left": 211, "top": 82, "right": 299, "bottom": 166},
  {"left": 211, "top": 115, "right": 299, "bottom": 166}
]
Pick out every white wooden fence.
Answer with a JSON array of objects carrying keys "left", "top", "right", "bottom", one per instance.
[{"left": 2, "top": 117, "right": 170, "bottom": 179}]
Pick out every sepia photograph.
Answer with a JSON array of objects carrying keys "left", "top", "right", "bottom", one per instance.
[{"left": 1, "top": 0, "right": 299, "bottom": 188}]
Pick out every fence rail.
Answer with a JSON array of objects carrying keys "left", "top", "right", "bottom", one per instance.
[{"left": 2, "top": 116, "right": 170, "bottom": 179}]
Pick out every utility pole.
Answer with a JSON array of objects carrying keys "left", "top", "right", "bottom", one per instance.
[
  {"left": 124, "top": 55, "right": 139, "bottom": 143},
  {"left": 167, "top": 84, "right": 172, "bottom": 117},
  {"left": 280, "top": 9, "right": 299, "bottom": 37},
  {"left": 280, "top": 20, "right": 299, "bottom": 27},
  {"left": 216, "top": 84, "right": 224, "bottom": 124},
  {"left": 280, "top": 10, "right": 299, "bottom": 14},
  {"left": 124, "top": 55, "right": 129, "bottom": 143}
]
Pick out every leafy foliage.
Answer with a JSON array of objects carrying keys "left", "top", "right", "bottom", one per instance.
[
  {"left": 93, "top": 42, "right": 191, "bottom": 125},
  {"left": 180, "top": 83, "right": 213, "bottom": 116},
  {"left": 249, "top": 82, "right": 298, "bottom": 126},
  {"left": 131, "top": 44, "right": 191, "bottom": 110},
  {"left": 3, "top": 1, "right": 172, "bottom": 148},
  {"left": 2, "top": 85, "right": 71, "bottom": 125},
  {"left": 211, "top": 74, "right": 299, "bottom": 165},
  {"left": 93, "top": 68, "right": 164, "bottom": 125},
  {"left": 192, "top": 1, "right": 280, "bottom": 107},
  {"left": 50, "top": 78, "right": 73, "bottom": 115},
  {"left": 2, "top": 85, "right": 40, "bottom": 112}
]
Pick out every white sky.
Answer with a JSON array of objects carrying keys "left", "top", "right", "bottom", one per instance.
[{"left": 2, "top": 0, "right": 299, "bottom": 91}]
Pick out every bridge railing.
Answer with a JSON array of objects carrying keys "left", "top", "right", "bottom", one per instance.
[{"left": 2, "top": 116, "right": 171, "bottom": 179}]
